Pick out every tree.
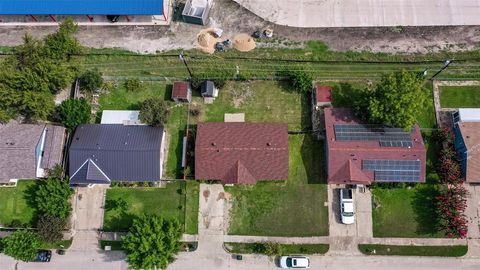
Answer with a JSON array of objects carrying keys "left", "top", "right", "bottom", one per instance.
[
  {"left": 35, "top": 177, "right": 74, "bottom": 219},
  {"left": 19, "top": 90, "right": 55, "bottom": 121},
  {"left": 79, "top": 69, "right": 103, "bottom": 93},
  {"left": 359, "top": 70, "right": 427, "bottom": 130},
  {"left": 57, "top": 98, "right": 91, "bottom": 131},
  {"left": 124, "top": 78, "right": 143, "bottom": 92},
  {"left": 37, "top": 215, "right": 66, "bottom": 244},
  {"left": 122, "top": 215, "right": 182, "bottom": 270},
  {"left": 2, "top": 230, "right": 40, "bottom": 262},
  {"left": 139, "top": 97, "right": 170, "bottom": 126},
  {"left": 284, "top": 70, "right": 312, "bottom": 93},
  {"left": 43, "top": 18, "right": 82, "bottom": 60}
]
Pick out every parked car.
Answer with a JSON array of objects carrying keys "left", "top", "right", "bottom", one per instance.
[
  {"left": 279, "top": 256, "right": 310, "bottom": 269},
  {"left": 34, "top": 250, "right": 52, "bottom": 262},
  {"left": 340, "top": 188, "right": 355, "bottom": 224}
]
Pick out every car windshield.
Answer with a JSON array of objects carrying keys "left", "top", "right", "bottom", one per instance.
[
  {"left": 343, "top": 212, "right": 354, "bottom": 217},
  {"left": 285, "top": 258, "right": 293, "bottom": 267}
]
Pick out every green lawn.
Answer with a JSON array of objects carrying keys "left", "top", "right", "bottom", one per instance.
[
  {"left": 225, "top": 243, "right": 329, "bottom": 255},
  {"left": 0, "top": 180, "right": 37, "bottom": 227},
  {"left": 103, "top": 182, "right": 186, "bottom": 232},
  {"left": 372, "top": 185, "right": 444, "bottom": 238},
  {"left": 40, "top": 239, "right": 73, "bottom": 250},
  {"left": 201, "top": 81, "right": 310, "bottom": 130},
  {"left": 329, "top": 80, "right": 436, "bottom": 129},
  {"left": 440, "top": 85, "right": 480, "bottom": 108},
  {"left": 358, "top": 244, "right": 468, "bottom": 257},
  {"left": 226, "top": 135, "right": 328, "bottom": 237},
  {"left": 185, "top": 181, "right": 200, "bottom": 234}
]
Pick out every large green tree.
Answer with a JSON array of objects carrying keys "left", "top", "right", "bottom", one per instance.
[
  {"left": 79, "top": 69, "right": 103, "bottom": 93},
  {"left": 19, "top": 90, "right": 55, "bottom": 121},
  {"left": 37, "top": 215, "right": 66, "bottom": 244},
  {"left": 57, "top": 98, "right": 91, "bottom": 131},
  {"left": 35, "top": 177, "right": 74, "bottom": 219},
  {"left": 122, "top": 215, "right": 182, "bottom": 270},
  {"left": 2, "top": 230, "right": 41, "bottom": 262},
  {"left": 139, "top": 97, "right": 170, "bottom": 127},
  {"left": 356, "top": 70, "right": 427, "bottom": 130}
]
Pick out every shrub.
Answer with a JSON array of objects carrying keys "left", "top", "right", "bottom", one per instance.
[
  {"left": 124, "top": 78, "right": 143, "bottom": 92},
  {"left": 285, "top": 70, "right": 312, "bottom": 93},
  {"left": 37, "top": 215, "right": 66, "bottom": 244},
  {"left": 57, "top": 98, "right": 91, "bottom": 131},
  {"left": 139, "top": 97, "right": 170, "bottom": 127},
  {"left": 79, "top": 69, "right": 103, "bottom": 93}
]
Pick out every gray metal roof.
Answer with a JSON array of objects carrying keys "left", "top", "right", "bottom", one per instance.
[
  {"left": 68, "top": 124, "right": 164, "bottom": 184},
  {"left": 201, "top": 81, "right": 215, "bottom": 97}
]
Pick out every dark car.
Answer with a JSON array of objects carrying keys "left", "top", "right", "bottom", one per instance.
[{"left": 34, "top": 250, "right": 52, "bottom": 262}]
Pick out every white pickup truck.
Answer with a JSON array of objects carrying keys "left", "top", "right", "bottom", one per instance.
[{"left": 340, "top": 188, "right": 355, "bottom": 225}]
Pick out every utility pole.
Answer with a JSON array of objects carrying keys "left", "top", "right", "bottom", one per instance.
[
  {"left": 430, "top": 59, "right": 452, "bottom": 80},
  {"left": 179, "top": 51, "right": 193, "bottom": 79}
]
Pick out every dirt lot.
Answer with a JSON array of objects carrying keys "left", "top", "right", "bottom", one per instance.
[{"left": 0, "top": 0, "right": 479, "bottom": 54}]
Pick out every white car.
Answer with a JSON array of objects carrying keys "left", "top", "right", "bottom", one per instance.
[
  {"left": 340, "top": 188, "right": 355, "bottom": 224},
  {"left": 279, "top": 256, "right": 310, "bottom": 269}
]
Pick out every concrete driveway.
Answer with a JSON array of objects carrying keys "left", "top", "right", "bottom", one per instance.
[
  {"left": 234, "top": 0, "right": 480, "bottom": 28},
  {"left": 71, "top": 185, "right": 107, "bottom": 251}
]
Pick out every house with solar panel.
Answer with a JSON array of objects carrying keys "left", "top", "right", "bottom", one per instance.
[
  {"left": 68, "top": 124, "right": 166, "bottom": 186},
  {"left": 324, "top": 107, "right": 426, "bottom": 185},
  {"left": 0, "top": 0, "right": 172, "bottom": 25}
]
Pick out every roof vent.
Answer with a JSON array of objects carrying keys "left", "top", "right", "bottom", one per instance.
[
  {"left": 216, "top": 149, "right": 220, "bottom": 153},
  {"left": 267, "top": 142, "right": 271, "bottom": 146},
  {"left": 76, "top": 137, "right": 79, "bottom": 140},
  {"left": 350, "top": 154, "right": 355, "bottom": 157},
  {"left": 211, "top": 142, "right": 216, "bottom": 146},
  {"left": 124, "top": 142, "right": 128, "bottom": 145},
  {"left": 467, "top": 136, "right": 470, "bottom": 139}
]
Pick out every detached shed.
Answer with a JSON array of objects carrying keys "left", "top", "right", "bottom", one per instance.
[
  {"left": 312, "top": 85, "right": 332, "bottom": 110},
  {"left": 201, "top": 80, "right": 218, "bottom": 103},
  {"left": 182, "top": 0, "right": 211, "bottom": 25},
  {"left": 172, "top": 81, "right": 192, "bottom": 103}
]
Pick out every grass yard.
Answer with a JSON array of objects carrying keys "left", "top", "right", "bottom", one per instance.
[
  {"left": 199, "top": 81, "right": 310, "bottom": 130},
  {"left": 440, "top": 85, "right": 480, "bottom": 108},
  {"left": 372, "top": 185, "right": 444, "bottom": 238},
  {"left": 329, "top": 81, "right": 437, "bottom": 129},
  {"left": 226, "top": 135, "right": 328, "bottom": 237},
  {"left": 184, "top": 181, "right": 200, "bottom": 234},
  {"left": 225, "top": 243, "right": 329, "bottom": 255},
  {"left": 103, "top": 182, "right": 186, "bottom": 232},
  {"left": 358, "top": 244, "right": 468, "bottom": 257},
  {"left": 0, "top": 180, "right": 37, "bottom": 227}
]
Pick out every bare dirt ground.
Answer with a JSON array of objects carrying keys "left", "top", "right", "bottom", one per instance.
[{"left": 0, "top": 0, "right": 479, "bottom": 54}]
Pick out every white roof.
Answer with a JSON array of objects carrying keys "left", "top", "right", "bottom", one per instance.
[
  {"left": 459, "top": 108, "right": 480, "bottom": 122},
  {"left": 344, "top": 202, "right": 354, "bottom": 213},
  {"left": 100, "top": 110, "right": 142, "bottom": 124}
]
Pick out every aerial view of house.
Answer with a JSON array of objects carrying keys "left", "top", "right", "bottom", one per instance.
[
  {"left": 453, "top": 108, "right": 480, "bottom": 183},
  {"left": 68, "top": 124, "right": 166, "bottom": 185},
  {"left": 0, "top": 121, "right": 65, "bottom": 185},
  {"left": 195, "top": 122, "right": 288, "bottom": 184},
  {"left": 324, "top": 107, "right": 426, "bottom": 185}
]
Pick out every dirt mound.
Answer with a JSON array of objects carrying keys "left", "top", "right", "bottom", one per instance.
[
  {"left": 197, "top": 28, "right": 221, "bottom": 54},
  {"left": 233, "top": 33, "right": 256, "bottom": 52}
]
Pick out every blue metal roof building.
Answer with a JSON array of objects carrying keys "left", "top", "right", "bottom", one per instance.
[{"left": 0, "top": 0, "right": 164, "bottom": 15}]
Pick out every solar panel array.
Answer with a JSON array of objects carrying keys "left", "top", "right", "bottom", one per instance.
[
  {"left": 362, "top": 160, "right": 421, "bottom": 182},
  {"left": 334, "top": 124, "right": 413, "bottom": 147}
]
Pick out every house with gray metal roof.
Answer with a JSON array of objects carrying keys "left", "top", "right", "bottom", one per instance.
[
  {"left": 68, "top": 124, "right": 165, "bottom": 185},
  {"left": 0, "top": 121, "right": 66, "bottom": 185}
]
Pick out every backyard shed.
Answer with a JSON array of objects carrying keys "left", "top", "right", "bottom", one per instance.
[
  {"left": 172, "top": 81, "right": 192, "bottom": 103},
  {"left": 201, "top": 80, "right": 218, "bottom": 103},
  {"left": 313, "top": 85, "right": 332, "bottom": 110},
  {"left": 182, "top": 0, "right": 211, "bottom": 25}
]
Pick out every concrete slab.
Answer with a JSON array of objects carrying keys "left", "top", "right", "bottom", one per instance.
[
  {"left": 224, "top": 113, "right": 245, "bottom": 122},
  {"left": 234, "top": 0, "right": 480, "bottom": 28}
]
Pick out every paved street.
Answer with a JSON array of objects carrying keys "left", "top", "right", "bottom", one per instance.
[{"left": 234, "top": 0, "right": 480, "bottom": 28}]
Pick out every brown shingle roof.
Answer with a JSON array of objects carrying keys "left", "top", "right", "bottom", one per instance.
[
  {"left": 324, "top": 107, "right": 426, "bottom": 184},
  {"left": 172, "top": 81, "right": 190, "bottom": 99},
  {"left": 195, "top": 122, "right": 289, "bottom": 184},
  {"left": 0, "top": 121, "right": 65, "bottom": 182},
  {"left": 458, "top": 122, "right": 480, "bottom": 183}
]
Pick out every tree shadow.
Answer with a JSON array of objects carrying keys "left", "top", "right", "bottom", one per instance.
[
  {"left": 300, "top": 89, "right": 312, "bottom": 131},
  {"left": 164, "top": 84, "right": 173, "bottom": 101},
  {"left": 300, "top": 135, "right": 326, "bottom": 184},
  {"left": 331, "top": 82, "right": 359, "bottom": 107},
  {"left": 104, "top": 212, "right": 138, "bottom": 232},
  {"left": 24, "top": 181, "right": 41, "bottom": 227},
  {"left": 411, "top": 184, "right": 441, "bottom": 236}
]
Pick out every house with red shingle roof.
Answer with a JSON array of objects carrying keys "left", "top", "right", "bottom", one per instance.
[
  {"left": 324, "top": 107, "right": 426, "bottom": 185},
  {"left": 195, "top": 122, "right": 289, "bottom": 184}
]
